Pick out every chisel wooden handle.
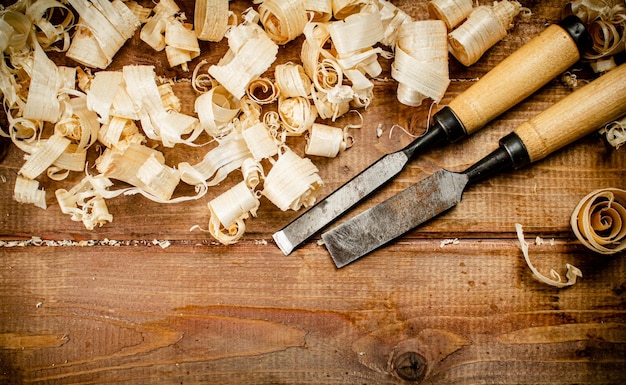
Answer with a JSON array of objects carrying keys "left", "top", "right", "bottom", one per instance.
[
  {"left": 448, "top": 16, "right": 589, "bottom": 136},
  {"left": 515, "top": 63, "right": 626, "bottom": 163},
  {"left": 464, "top": 63, "right": 626, "bottom": 184}
]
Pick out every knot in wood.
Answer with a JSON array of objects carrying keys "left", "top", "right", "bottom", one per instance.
[{"left": 393, "top": 351, "right": 427, "bottom": 382}]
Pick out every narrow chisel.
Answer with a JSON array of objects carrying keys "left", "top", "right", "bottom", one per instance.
[
  {"left": 273, "top": 16, "right": 591, "bottom": 255},
  {"left": 322, "top": 63, "right": 626, "bottom": 268}
]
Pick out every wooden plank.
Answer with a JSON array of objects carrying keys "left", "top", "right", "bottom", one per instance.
[
  {"left": 0, "top": 242, "right": 624, "bottom": 384},
  {"left": 0, "top": 0, "right": 625, "bottom": 384}
]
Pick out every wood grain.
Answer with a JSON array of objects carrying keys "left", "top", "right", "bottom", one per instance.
[{"left": 1, "top": 1, "right": 625, "bottom": 384}]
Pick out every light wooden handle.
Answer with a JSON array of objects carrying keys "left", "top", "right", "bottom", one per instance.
[
  {"left": 448, "top": 23, "right": 582, "bottom": 135},
  {"left": 515, "top": 63, "right": 626, "bottom": 163}
]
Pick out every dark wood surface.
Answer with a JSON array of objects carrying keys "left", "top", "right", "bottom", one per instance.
[{"left": 1, "top": 1, "right": 625, "bottom": 384}]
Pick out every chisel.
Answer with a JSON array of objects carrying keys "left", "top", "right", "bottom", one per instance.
[
  {"left": 273, "top": 15, "right": 591, "bottom": 255},
  {"left": 322, "top": 63, "right": 626, "bottom": 268}
]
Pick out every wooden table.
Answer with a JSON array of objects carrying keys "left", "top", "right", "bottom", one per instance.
[{"left": 1, "top": 1, "right": 625, "bottom": 383}]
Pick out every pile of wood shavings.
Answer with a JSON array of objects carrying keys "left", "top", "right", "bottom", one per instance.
[
  {"left": 0, "top": 0, "right": 541, "bottom": 245},
  {"left": 1, "top": 0, "right": 431, "bottom": 245}
]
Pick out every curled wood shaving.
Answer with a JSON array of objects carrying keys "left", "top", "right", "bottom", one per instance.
[
  {"left": 24, "top": 0, "right": 75, "bottom": 52},
  {"left": 328, "top": 10, "right": 386, "bottom": 76},
  {"left": 178, "top": 131, "right": 252, "bottom": 187},
  {"left": 375, "top": 0, "right": 414, "bottom": 47},
  {"left": 345, "top": 69, "right": 374, "bottom": 108},
  {"left": 305, "top": 122, "right": 353, "bottom": 158},
  {"left": 208, "top": 19, "right": 279, "bottom": 98},
  {"left": 123, "top": 65, "right": 203, "bottom": 147},
  {"left": 328, "top": 10, "right": 384, "bottom": 55},
  {"left": 246, "top": 77, "right": 280, "bottom": 104},
  {"left": 515, "top": 223, "right": 583, "bottom": 288},
  {"left": 570, "top": 188, "right": 626, "bottom": 255},
  {"left": 306, "top": 0, "right": 333, "bottom": 22},
  {"left": 191, "top": 59, "right": 215, "bottom": 93},
  {"left": 87, "top": 71, "right": 125, "bottom": 124},
  {"left": 262, "top": 148, "right": 323, "bottom": 211},
  {"left": 206, "top": 181, "right": 261, "bottom": 245},
  {"left": 98, "top": 117, "right": 139, "bottom": 149},
  {"left": 194, "top": 0, "right": 233, "bottom": 42},
  {"left": 242, "top": 122, "right": 280, "bottom": 161},
  {"left": 439, "top": 238, "right": 459, "bottom": 248},
  {"left": 258, "top": 0, "right": 308, "bottom": 45},
  {"left": 56, "top": 174, "right": 113, "bottom": 229},
  {"left": 240, "top": 158, "right": 265, "bottom": 189},
  {"left": 275, "top": 62, "right": 312, "bottom": 98},
  {"left": 333, "top": 0, "right": 370, "bottom": 20},
  {"left": 140, "top": 0, "right": 200, "bottom": 70},
  {"left": 13, "top": 176, "right": 47, "bottom": 209},
  {"left": 278, "top": 96, "right": 318, "bottom": 135},
  {"left": 428, "top": 0, "right": 473, "bottom": 30},
  {"left": 19, "top": 134, "right": 71, "bottom": 180},
  {"left": 560, "top": 70, "right": 589, "bottom": 90},
  {"left": 392, "top": 20, "right": 450, "bottom": 106},
  {"left": 301, "top": 22, "right": 333, "bottom": 80},
  {"left": 449, "top": 1, "right": 523, "bottom": 67},
  {"left": 164, "top": 18, "right": 200, "bottom": 71},
  {"left": 195, "top": 85, "right": 241, "bottom": 137},
  {"left": 125, "top": 1, "right": 153, "bottom": 23},
  {"left": 600, "top": 115, "right": 626, "bottom": 149},
  {"left": 24, "top": 43, "right": 61, "bottom": 123},
  {"left": 65, "top": 0, "right": 140, "bottom": 69},
  {"left": 96, "top": 141, "right": 180, "bottom": 201}
]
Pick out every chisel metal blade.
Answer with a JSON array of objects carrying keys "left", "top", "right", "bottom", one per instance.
[
  {"left": 321, "top": 169, "right": 469, "bottom": 268},
  {"left": 273, "top": 125, "right": 447, "bottom": 255},
  {"left": 273, "top": 150, "right": 410, "bottom": 255}
]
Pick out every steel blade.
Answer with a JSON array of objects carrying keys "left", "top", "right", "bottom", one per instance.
[
  {"left": 273, "top": 150, "right": 410, "bottom": 255},
  {"left": 321, "top": 169, "right": 469, "bottom": 268}
]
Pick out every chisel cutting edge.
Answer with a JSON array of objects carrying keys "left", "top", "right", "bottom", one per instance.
[
  {"left": 273, "top": 15, "right": 591, "bottom": 255},
  {"left": 322, "top": 63, "right": 626, "bottom": 268}
]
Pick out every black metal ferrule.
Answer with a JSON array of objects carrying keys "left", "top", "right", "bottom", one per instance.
[
  {"left": 432, "top": 106, "right": 468, "bottom": 143},
  {"left": 462, "top": 132, "right": 530, "bottom": 185},
  {"left": 559, "top": 15, "right": 593, "bottom": 53},
  {"left": 400, "top": 106, "right": 467, "bottom": 160},
  {"left": 499, "top": 132, "right": 531, "bottom": 169}
]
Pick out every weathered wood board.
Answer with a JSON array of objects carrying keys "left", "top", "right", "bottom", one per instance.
[{"left": 1, "top": 1, "right": 625, "bottom": 384}]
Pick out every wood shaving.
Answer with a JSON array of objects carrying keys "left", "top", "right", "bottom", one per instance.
[
  {"left": 392, "top": 20, "right": 450, "bottom": 106},
  {"left": 262, "top": 148, "right": 323, "bottom": 211},
  {"left": 258, "top": 0, "right": 308, "bottom": 45},
  {"left": 570, "top": 188, "right": 626, "bottom": 255},
  {"left": 194, "top": 0, "right": 233, "bottom": 42},
  {"left": 208, "top": 13, "right": 279, "bottom": 99},
  {"left": 428, "top": 0, "right": 473, "bottom": 30},
  {"left": 306, "top": 0, "right": 333, "bottom": 22},
  {"left": 439, "top": 238, "right": 460, "bottom": 248},
  {"left": 66, "top": 0, "right": 140, "bottom": 69},
  {"left": 206, "top": 181, "right": 260, "bottom": 245},
  {"left": 448, "top": 1, "right": 524, "bottom": 67},
  {"left": 599, "top": 115, "right": 626, "bottom": 149},
  {"left": 305, "top": 122, "right": 355, "bottom": 158},
  {"left": 515, "top": 223, "right": 582, "bottom": 288}
]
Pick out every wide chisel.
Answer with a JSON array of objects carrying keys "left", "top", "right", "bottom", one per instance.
[
  {"left": 322, "top": 63, "right": 626, "bottom": 268},
  {"left": 273, "top": 15, "right": 591, "bottom": 255}
]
